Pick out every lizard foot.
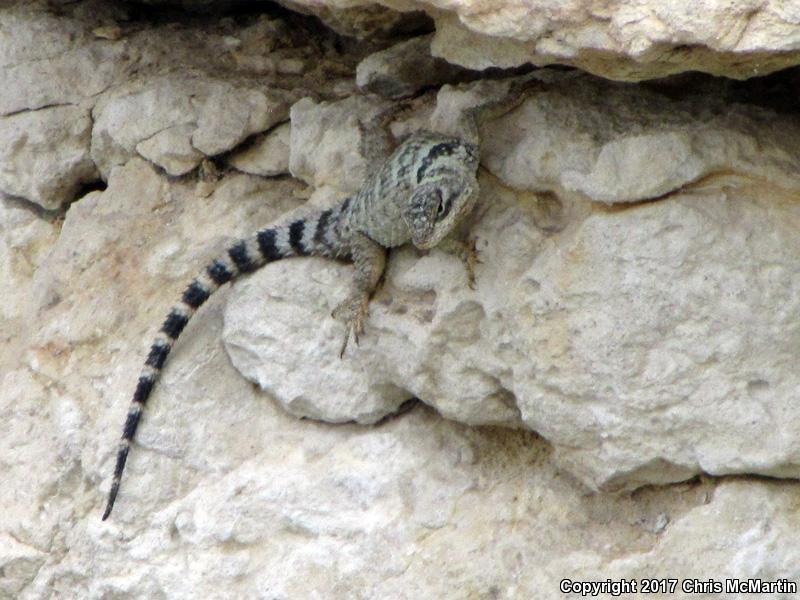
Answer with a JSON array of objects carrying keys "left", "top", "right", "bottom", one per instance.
[
  {"left": 331, "top": 292, "right": 370, "bottom": 357},
  {"left": 439, "top": 238, "right": 482, "bottom": 289}
]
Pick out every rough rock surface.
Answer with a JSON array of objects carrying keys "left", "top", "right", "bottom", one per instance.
[
  {"left": 228, "top": 76, "right": 800, "bottom": 490},
  {"left": 0, "top": 0, "right": 362, "bottom": 210},
  {"left": 144, "top": 0, "right": 800, "bottom": 80},
  {"left": 288, "top": 94, "right": 398, "bottom": 192},
  {"left": 3, "top": 1, "right": 800, "bottom": 598},
  {"left": 145, "top": 0, "right": 800, "bottom": 80},
  {"left": 481, "top": 73, "right": 800, "bottom": 202},
  {"left": 426, "top": 1, "right": 800, "bottom": 80},
  {"left": 356, "top": 34, "right": 474, "bottom": 98},
  {"left": 371, "top": 0, "right": 800, "bottom": 80},
  {"left": 227, "top": 121, "right": 292, "bottom": 177},
  {"left": 0, "top": 106, "right": 98, "bottom": 210},
  {"left": 91, "top": 76, "right": 294, "bottom": 178}
]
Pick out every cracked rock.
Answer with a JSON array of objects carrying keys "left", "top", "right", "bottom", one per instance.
[
  {"left": 356, "top": 34, "right": 474, "bottom": 99},
  {"left": 0, "top": 1, "right": 132, "bottom": 116},
  {"left": 92, "top": 77, "right": 293, "bottom": 179},
  {"left": 227, "top": 122, "right": 291, "bottom": 177},
  {"left": 478, "top": 72, "right": 800, "bottom": 203},
  {"left": 136, "top": 124, "right": 205, "bottom": 177},
  {"left": 225, "top": 74, "right": 800, "bottom": 491},
  {"left": 427, "top": 0, "right": 800, "bottom": 80},
  {"left": 0, "top": 105, "right": 98, "bottom": 209},
  {"left": 4, "top": 1, "right": 800, "bottom": 597}
]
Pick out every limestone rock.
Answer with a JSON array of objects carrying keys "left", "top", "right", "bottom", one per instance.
[
  {"left": 182, "top": 0, "right": 800, "bottom": 80},
  {"left": 227, "top": 121, "right": 291, "bottom": 177},
  {"left": 289, "top": 95, "right": 392, "bottom": 193},
  {"left": 44, "top": 0, "right": 800, "bottom": 83},
  {"left": 0, "top": 194, "right": 58, "bottom": 373},
  {"left": 0, "top": 106, "right": 98, "bottom": 210},
  {"left": 192, "top": 85, "right": 291, "bottom": 156},
  {"left": 92, "top": 77, "right": 292, "bottom": 179},
  {"left": 226, "top": 73, "right": 800, "bottom": 491},
  {"left": 135, "top": 124, "right": 205, "bottom": 177},
  {"left": 0, "top": 197, "right": 56, "bottom": 317},
  {"left": 478, "top": 73, "right": 800, "bottom": 203},
  {"left": 0, "top": 0, "right": 343, "bottom": 206},
  {"left": 426, "top": 1, "right": 800, "bottom": 81},
  {"left": 356, "top": 34, "right": 473, "bottom": 99},
  {"left": 0, "top": 531, "right": 46, "bottom": 599},
  {"left": 517, "top": 189, "right": 800, "bottom": 490},
  {"left": 0, "top": 1, "right": 134, "bottom": 209},
  {"left": 0, "top": 1, "right": 133, "bottom": 116},
  {"left": 4, "top": 1, "right": 800, "bottom": 596}
]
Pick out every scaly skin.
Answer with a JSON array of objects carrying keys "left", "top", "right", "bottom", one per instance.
[{"left": 102, "top": 130, "right": 481, "bottom": 520}]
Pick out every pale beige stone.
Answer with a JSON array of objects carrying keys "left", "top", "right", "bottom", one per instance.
[
  {"left": 356, "top": 34, "right": 472, "bottom": 99},
  {"left": 227, "top": 122, "right": 291, "bottom": 177},
  {"left": 476, "top": 73, "right": 800, "bottom": 203},
  {"left": 0, "top": 106, "right": 98, "bottom": 209},
  {"left": 289, "top": 95, "right": 392, "bottom": 192},
  {"left": 269, "top": 0, "right": 800, "bottom": 80},
  {"left": 136, "top": 124, "right": 205, "bottom": 177},
  {"left": 227, "top": 75, "right": 800, "bottom": 491},
  {"left": 92, "top": 77, "right": 292, "bottom": 179},
  {"left": 3, "top": 2, "right": 800, "bottom": 597}
]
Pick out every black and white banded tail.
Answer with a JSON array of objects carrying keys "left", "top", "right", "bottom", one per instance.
[{"left": 102, "top": 209, "right": 345, "bottom": 520}]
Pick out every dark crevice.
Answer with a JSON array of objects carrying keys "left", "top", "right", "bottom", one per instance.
[
  {"left": 643, "top": 66, "right": 800, "bottom": 115},
  {"left": 116, "top": 0, "right": 427, "bottom": 47},
  {"left": 725, "top": 65, "right": 800, "bottom": 114},
  {"left": 0, "top": 176, "right": 107, "bottom": 222},
  {"left": 373, "top": 397, "right": 423, "bottom": 425},
  {"left": 1, "top": 102, "right": 75, "bottom": 119},
  {"left": 73, "top": 178, "right": 108, "bottom": 198},
  {"left": 121, "top": 0, "right": 313, "bottom": 23},
  {"left": 0, "top": 193, "right": 67, "bottom": 223}
]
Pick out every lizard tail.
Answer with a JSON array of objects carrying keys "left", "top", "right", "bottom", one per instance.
[{"left": 102, "top": 208, "right": 346, "bottom": 520}]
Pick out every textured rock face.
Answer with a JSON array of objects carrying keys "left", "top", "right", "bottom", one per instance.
[
  {"left": 144, "top": 0, "right": 800, "bottom": 80},
  {"left": 480, "top": 74, "right": 800, "bottom": 202},
  {"left": 3, "top": 0, "right": 800, "bottom": 598},
  {"left": 355, "top": 34, "right": 474, "bottom": 99},
  {"left": 92, "top": 76, "right": 294, "bottom": 178},
  {"left": 227, "top": 121, "right": 292, "bottom": 177},
  {"left": 0, "top": 106, "right": 98, "bottom": 210},
  {"left": 228, "top": 74, "right": 800, "bottom": 490},
  {"left": 426, "top": 0, "right": 800, "bottom": 79},
  {"left": 269, "top": 0, "right": 800, "bottom": 80},
  {"left": 0, "top": 0, "right": 354, "bottom": 210}
]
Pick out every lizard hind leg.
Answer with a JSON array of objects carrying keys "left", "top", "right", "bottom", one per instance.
[{"left": 332, "top": 232, "right": 387, "bottom": 357}]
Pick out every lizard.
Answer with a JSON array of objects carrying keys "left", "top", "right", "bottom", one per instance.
[
  {"left": 100, "top": 72, "right": 543, "bottom": 520},
  {"left": 101, "top": 128, "right": 482, "bottom": 520}
]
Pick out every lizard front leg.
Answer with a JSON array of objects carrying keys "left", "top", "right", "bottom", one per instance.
[
  {"left": 332, "top": 232, "right": 387, "bottom": 357},
  {"left": 437, "top": 237, "right": 481, "bottom": 289}
]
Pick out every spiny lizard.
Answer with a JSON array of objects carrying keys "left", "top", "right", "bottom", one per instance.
[{"left": 102, "top": 129, "right": 481, "bottom": 520}]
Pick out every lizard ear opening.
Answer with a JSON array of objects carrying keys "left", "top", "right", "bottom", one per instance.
[{"left": 436, "top": 195, "right": 447, "bottom": 218}]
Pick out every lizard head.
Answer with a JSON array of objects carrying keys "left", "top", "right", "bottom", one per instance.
[{"left": 404, "top": 177, "right": 479, "bottom": 249}]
